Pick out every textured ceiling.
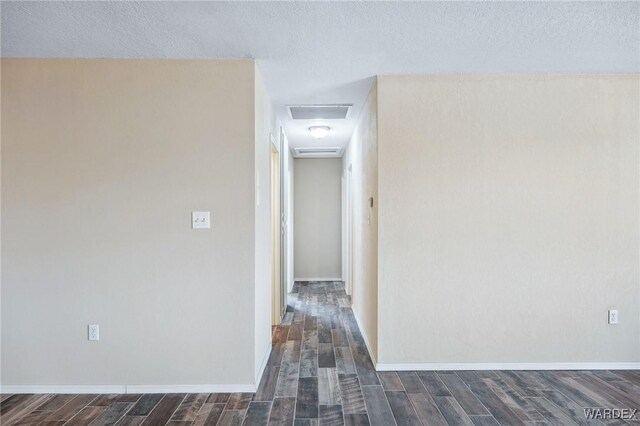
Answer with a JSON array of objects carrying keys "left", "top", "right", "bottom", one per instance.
[{"left": 2, "top": 1, "right": 639, "bottom": 154}]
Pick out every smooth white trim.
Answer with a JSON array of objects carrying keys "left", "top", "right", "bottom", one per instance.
[
  {"left": 375, "top": 362, "right": 640, "bottom": 371},
  {"left": 126, "top": 384, "right": 256, "bottom": 394},
  {"left": 255, "top": 339, "right": 272, "bottom": 390},
  {"left": 352, "top": 310, "right": 377, "bottom": 366},
  {"left": 1, "top": 383, "right": 258, "bottom": 394},
  {"left": 294, "top": 278, "right": 343, "bottom": 282},
  {"left": 0, "top": 385, "right": 126, "bottom": 394},
  {"left": 270, "top": 132, "right": 279, "bottom": 152}
]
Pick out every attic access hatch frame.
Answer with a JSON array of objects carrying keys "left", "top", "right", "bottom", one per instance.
[
  {"left": 293, "top": 147, "right": 343, "bottom": 158},
  {"left": 287, "top": 104, "right": 353, "bottom": 120}
]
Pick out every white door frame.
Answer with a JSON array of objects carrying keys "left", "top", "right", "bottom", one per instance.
[
  {"left": 279, "top": 127, "right": 288, "bottom": 310},
  {"left": 271, "top": 134, "right": 283, "bottom": 325},
  {"left": 344, "top": 164, "right": 353, "bottom": 296},
  {"left": 287, "top": 150, "right": 295, "bottom": 293}
]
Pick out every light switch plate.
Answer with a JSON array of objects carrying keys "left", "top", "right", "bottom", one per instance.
[{"left": 192, "top": 211, "right": 210, "bottom": 229}]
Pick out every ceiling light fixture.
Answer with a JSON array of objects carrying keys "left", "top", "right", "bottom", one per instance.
[{"left": 309, "top": 126, "right": 331, "bottom": 139}]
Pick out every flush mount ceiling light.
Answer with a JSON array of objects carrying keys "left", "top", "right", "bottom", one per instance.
[{"left": 309, "top": 126, "right": 331, "bottom": 139}]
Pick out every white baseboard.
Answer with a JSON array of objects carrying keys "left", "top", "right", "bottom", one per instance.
[
  {"left": 0, "top": 385, "right": 126, "bottom": 394},
  {"left": 1, "top": 383, "right": 257, "bottom": 394},
  {"left": 126, "top": 384, "right": 256, "bottom": 393},
  {"left": 2, "top": 345, "right": 273, "bottom": 395},
  {"left": 375, "top": 362, "right": 640, "bottom": 371},
  {"left": 352, "top": 310, "right": 377, "bottom": 366},
  {"left": 294, "top": 277, "right": 343, "bottom": 282}
]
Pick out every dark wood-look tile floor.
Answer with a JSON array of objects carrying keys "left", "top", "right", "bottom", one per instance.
[{"left": 2, "top": 281, "right": 639, "bottom": 425}]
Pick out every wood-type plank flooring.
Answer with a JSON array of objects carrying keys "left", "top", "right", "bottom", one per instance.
[{"left": 2, "top": 281, "right": 639, "bottom": 425}]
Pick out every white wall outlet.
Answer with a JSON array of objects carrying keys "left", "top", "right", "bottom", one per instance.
[
  {"left": 88, "top": 324, "right": 100, "bottom": 341},
  {"left": 192, "top": 211, "right": 210, "bottom": 229},
  {"left": 608, "top": 309, "right": 619, "bottom": 324}
]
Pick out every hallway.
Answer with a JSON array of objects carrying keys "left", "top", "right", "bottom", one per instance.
[
  {"left": 257, "top": 282, "right": 640, "bottom": 425},
  {"left": 1, "top": 281, "right": 639, "bottom": 425}
]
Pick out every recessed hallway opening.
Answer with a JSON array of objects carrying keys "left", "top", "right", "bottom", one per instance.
[{"left": 258, "top": 281, "right": 640, "bottom": 425}]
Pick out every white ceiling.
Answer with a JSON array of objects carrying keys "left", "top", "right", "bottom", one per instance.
[{"left": 2, "top": 1, "right": 639, "bottom": 156}]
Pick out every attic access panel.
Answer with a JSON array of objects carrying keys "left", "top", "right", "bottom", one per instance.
[
  {"left": 293, "top": 147, "right": 343, "bottom": 157},
  {"left": 288, "top": 104, "right": 352, "bottom": 120}
]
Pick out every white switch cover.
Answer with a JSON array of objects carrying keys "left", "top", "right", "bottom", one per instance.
[
  {"left": 88, "top": 324, "right": 100, "bottom": 341},
  {"left": 192, "top": 211, "right": 210, "bottom": 229},
  {"left": 608, "top": 309, "right": 619, "bottom": 324}
]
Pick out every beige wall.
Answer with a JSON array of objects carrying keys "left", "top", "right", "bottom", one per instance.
[
  {"left": 254, "top": 65, "right": 277, "bottom": 382},
  {"left": 1, "top": 59, "right": 270, "bottom": 388},
  {"left": 294, "top": 159, "right": 342, "bottom": 280},
  {"left": 343, "top": 81, "right": 378, "bottom": 362},
  {"left": 377, "top": 75, "right": 640, "bottom": 365}
]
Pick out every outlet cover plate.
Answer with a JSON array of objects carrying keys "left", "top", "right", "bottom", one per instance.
[
  {"left": 88, "top": 324, "right": 100, "bottom": 341},
  {"left": 192, "top": 211, "right": 210, "bottom": 229}
]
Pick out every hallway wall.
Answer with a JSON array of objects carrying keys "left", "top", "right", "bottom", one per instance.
[
  {"left": 376, "top": 75, "right": 640, "bottom": 366},
  {"left": 254, "top": 65, "right": 279, "bottom": 384},
  {"left": 343, "top": 80, "right": 378, "bottom": 363},
  {"left": 294, "top": 158, "right": 342, "bottom": 280},
  {"left": 1, "top": 59, "right": 269, "bottom": 389}
]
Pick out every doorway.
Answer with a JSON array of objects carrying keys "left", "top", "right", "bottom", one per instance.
[
  {"left": 347, "top": 164, "right": 354, "bottom": 299},
  {"left": 271, "top": 134, "right": 283, "bottom": 325}
]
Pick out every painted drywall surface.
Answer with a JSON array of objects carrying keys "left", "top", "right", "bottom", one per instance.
[
  {"left": 294, "top": 159, "right": 342, "bottom": 280},
  {"left": 4, "top": 2, "right": 639, "bottom": 156},
  {"left": 342, "top": 81, "right": 378, "bottom": 361},
  {"left": 1, "top": 59, "right": 257, "bottom": 386},
  {"left": 377, "top": 75, "right": 640, "bottom": 364},
  {"left": 254, "top": 65, "right": 275, "bottom": 382},
  {"left": 282, "top": 133, "right": 295, "bottom": 293}
]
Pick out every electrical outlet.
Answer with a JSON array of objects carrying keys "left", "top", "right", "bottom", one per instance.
[
  {"left": 88, "top": 324, "right": 100, "bottom": 341},
  {"left": 191, "top": 211, "right": 210, "bottom": 229},
  {"left": 608, "top": 310, "right": 618, "bottom": 325}
]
